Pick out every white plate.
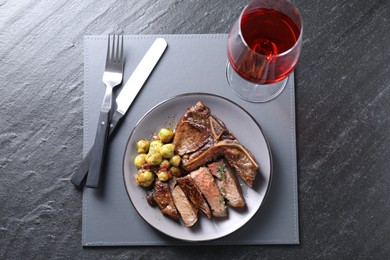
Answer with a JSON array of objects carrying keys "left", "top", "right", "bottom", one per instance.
[{"left": 123, "top": 93, "right": 272, "bottom": 241}]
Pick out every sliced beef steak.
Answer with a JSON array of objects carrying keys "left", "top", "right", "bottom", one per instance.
[
  {"left": 223, "top": 141, "right": 258, "bottom": 188},
  {"left": 208, "top": 159, "right": 245, "bottom": 208},
  {"left": 190, "top": 167, "right": 227, "bottom": 217},
  {"left": 182, "top": 144, "right": 225, "bottom": 172},
  {"left": 173, "top": 101, "right": 258, "bottom": 188},
  {"left": 183, "top": 140, "right": 258, "bottom": 187},
  {"left": 171, "top": 185, "right": 198, "bottom": 227},
  {"left": 173, "top": 101, "right": 214, "bottom": 156},
  {"left": 176, "top": 175, "right": 211, "bottom": 219},
  {"left": 153, "top": 180, "right": 179, "bottom": 220}
]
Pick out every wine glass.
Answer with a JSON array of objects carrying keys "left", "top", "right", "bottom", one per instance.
[{"left": 226, "top": 0, "right": 303, "bottom": 103}]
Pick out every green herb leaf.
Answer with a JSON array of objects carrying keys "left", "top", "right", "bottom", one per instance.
[{"left": 217, "top": 165, "right": 226, "bottom": 181}]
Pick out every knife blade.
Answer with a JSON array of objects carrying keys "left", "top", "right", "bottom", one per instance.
[{"left": 70, "top": 38, "right": 168, "bottom": 189}]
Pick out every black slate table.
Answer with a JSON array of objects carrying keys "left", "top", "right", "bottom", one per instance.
[{"left": 1, "top": 0, "right": 389, "bottom": 259}]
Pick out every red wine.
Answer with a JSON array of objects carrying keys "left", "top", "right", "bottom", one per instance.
[{"left": 228, "top": 8, "right": 301, "bottom": 84}]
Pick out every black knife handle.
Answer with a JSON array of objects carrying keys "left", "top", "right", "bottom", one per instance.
[
  {"left": 108, "top": 110, "right": 123, "bottom": 136},
  {"left": 70, "top": 146, "right": 94, "bottom": 190},
  {"left": 86, "top": 110, "right": 110, "bottom": 189},
  {"left": 70, "top": 111, "right": 123, "bottom": 190}
]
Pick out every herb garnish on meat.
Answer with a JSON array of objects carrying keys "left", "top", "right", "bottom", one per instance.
[{"left": 217, "top": 165, "right": 226, "bottom": 181}]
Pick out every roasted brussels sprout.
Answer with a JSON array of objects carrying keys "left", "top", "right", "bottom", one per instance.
[
  {"left": 157, "top": 170, "right": 170, "bottom": 181},
  {"left": 146, "top": 152, "right": 162, "bottom": 165},
  {"left": 149, "top": 140, "right": 163, "bottom": 153},
  {"left": 159, "top": 159, "right": 170, "bottom": 170},
  {"left": 134, "top": 154, "right": 147, "bottom": 168},
  {"left": 158, "top": 128, "right": 174, "bottom": 143},
  {"left": 169, "top": 166, "right": 182, "bottom": 177},
  {"left": 160, "top": 143, "right": 175, "bottom": 159},
  {"left": 135, "top": 169, "right": 155, "bottom": 187},
  {"left": 136, "top": 139, "right": 150, "bottom": 153},
  {"left": 169, "top": 155, "right": 181, "bottom": 167}
]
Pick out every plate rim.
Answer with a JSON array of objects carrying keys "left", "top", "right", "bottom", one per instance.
[{"left": 122, "top": 92, "right": 273, "bottom": 242}]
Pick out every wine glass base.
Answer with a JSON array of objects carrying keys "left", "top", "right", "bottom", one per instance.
[{"left": 226, "top": 62, "right": 288, "bottom": 103}]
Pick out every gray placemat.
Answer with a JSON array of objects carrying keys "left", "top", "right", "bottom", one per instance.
[{"left": 82, "top": 34, "right": 299, "bottom": 246}]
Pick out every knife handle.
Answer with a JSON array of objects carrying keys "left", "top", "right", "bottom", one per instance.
[
  {"left": 70, "top": 111, "right": 123, "bottom": 190},
  {"left": 70, "top": 146, "right": 93, "bottom": 189},
  {"left": 86, "top": 110, "right": 110, "bottom": 189}
]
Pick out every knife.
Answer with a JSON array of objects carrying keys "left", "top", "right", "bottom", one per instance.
[{"left": 70, "top": 38, "right": 168, "bottom": 190}]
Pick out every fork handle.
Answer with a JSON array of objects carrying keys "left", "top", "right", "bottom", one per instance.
[
  {"left": 86, "top": 110, "right": 110, "bottom": 189},
  {"left": 70, "top": 111, "right": 124, "bottom": 190}
]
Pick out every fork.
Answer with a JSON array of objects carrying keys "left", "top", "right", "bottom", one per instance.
[{"left": 86, "top": 34, "right": 124, "bottom": 189}]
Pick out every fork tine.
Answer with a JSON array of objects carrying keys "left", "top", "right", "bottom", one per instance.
[
  {"left": 105, "top": 34, "right": 124, "bottom": 66},
  {"left": 115, "top": 35, "right": 120, "bottom": 63},
  {"left": 106, "top": 34, "right": 111, "bottom": 65},
  {"left": 120, "top": 35, "right": 124, "bottom": 64},
  {"left": 111, "top": 35, "right": 115, "bottom": 63}
]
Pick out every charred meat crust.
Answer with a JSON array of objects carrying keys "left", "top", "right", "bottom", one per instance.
[
  {"left": 153, "top": 180, "right": 179, "bottom": 220},
  {"left": 173, "top": 121, "right": 214, "bottom": 156},
  {"left": 223, "top": 141, "right": 258, "bottom": 188},
  {"left": 173, "top": 102, "right": 212, "bottom": 156},
  {"left": 146, "top": 190, "right": 156, "bottom": 207},
  {"left": 176, "top": 175, "right": 212, "bottom": 219}
]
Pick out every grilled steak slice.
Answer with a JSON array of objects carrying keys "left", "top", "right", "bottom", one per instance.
[
  {"left": 183, "top": 140, "right": 258, "bottom": 187},
  {"left": 171, "top": 185, "right": 198, "bottom": 227},
  {"left": 176, "top": 175, "right": 212, "bottom": 219},
  {"left": 173, "top": 102, "right": 236, "bottom": 157},
  {"left": 173, "top": 101, "right": 258, "bottom": 188},
  {"left": 146, "top": 190, "right": 156, "bottom": 207},
  {"left": 190, "top": 167, "right": 227, "bottom": 217},
  {"left": 153, "top": 180, "right": 179, "bottom": 220},
  {"left": 222, "top": 140, "right": 258, "bottom": 188},
  {"left": 173, "top": 101, "right": 214, "bottom": 156},
  {"left": 208, "top": 159, "right": 245, "bottom": 208},
  {"left": 182, "top": 144, "right": 224, "bottom": 173}
]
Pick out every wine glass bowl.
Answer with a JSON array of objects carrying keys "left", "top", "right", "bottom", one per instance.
[{"left": 227, "top": 0, "right": 303, "bottom": 102}]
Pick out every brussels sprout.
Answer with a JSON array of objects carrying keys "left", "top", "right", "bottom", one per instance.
[
  {"left": 159, "top": 159, "right": 170, "bottom": 170},
  {"left": 170, "top": 166, "right": 182, "bottom": 177},
  {"left": 158, "top": 128, "right": 174, "bottom": 143},
  {"left": 135, "top": 169, "right": 155, "bottom": 187},
  {"left": 157, "top": 170, "right": 170, "bottom": 181},
  {"left": 149, "top": 140, "right": 163, "bottom": 153},
  {"left": 169, "top": 155, "right": 181, "bottom": 167},
  {"left": 146, "top": 152, "right": 162, "bottom": 165},
  {"left": 136, "top": 139, "right": 150, "bottom": 153},
  {"left": 160, "top": 143, "right": 175, "bottom": 159},
  {"left": 134, "top": 154, "right": 147, "bottom": 168}
]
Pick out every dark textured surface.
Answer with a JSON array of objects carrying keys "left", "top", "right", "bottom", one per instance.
[{"left": 0, "top": 0, "right": 389, "bottom": 259}]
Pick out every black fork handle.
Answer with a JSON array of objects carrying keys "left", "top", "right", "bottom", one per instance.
[{"left": 85, "top": 110, "right": 110, "bottom": 189}]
